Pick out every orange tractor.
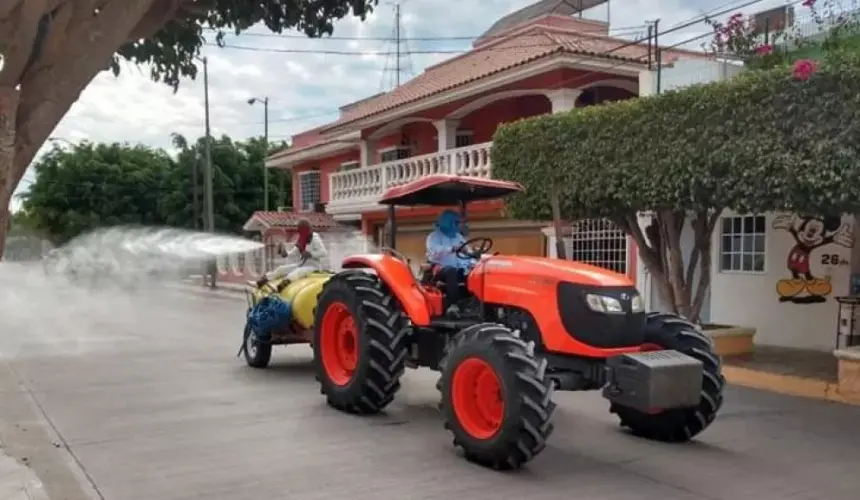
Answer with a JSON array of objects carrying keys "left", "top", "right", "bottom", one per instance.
[{"left": 312, "top": 175, "right": 724, "bottom": 470}]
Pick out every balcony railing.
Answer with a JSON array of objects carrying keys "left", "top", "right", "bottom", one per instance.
[{"left": 327, "top": 141, "right": 492, "bottom": 214}]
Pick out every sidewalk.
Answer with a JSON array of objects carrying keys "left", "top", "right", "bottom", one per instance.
[{"left": 0, "top": 446, "right": 49, "bottom": 500}]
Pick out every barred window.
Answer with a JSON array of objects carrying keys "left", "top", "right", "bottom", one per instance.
[
  {"left": 298, "top": 171, "right": 321, "bottom": 211},
  {"left": 569, "top": 219, "right": 628, "bottom": 274},
  {"left": 720, "top": 215, "right": 766, "bottom": 273}
]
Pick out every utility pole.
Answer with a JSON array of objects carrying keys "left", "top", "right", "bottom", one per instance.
[
  {"left": 199, "top": 55, "right": 216, "bottom": 288},
  {"left": 653, "top": 19, "right": 662, "bottom": 94},
  {"left": 395, "top": 3, "right": 401, "bottom": 86},
  {"left": 192, "top": 154, "right": 200, "bottom": 230},
  {"left": 248, "top": 96, "right": 270, "bottom": 211}
]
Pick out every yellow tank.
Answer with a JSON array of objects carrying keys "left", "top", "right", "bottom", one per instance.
[
  {"left": 279, "top": 272, "right": 333, "bottom": 329},
  {"left": 251, "top": 272, "right": 333, "bottom": 329}
]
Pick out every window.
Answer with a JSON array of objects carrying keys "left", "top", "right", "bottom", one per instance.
[
  {"left": 298, "top": 170, "right": 321, "bottom": 211},
  {"left": 720, "top": 215, "right": 766, "bottom": 273},
  {"left": 339, "top": 161, "right": 359, "bottom": 172},
  {"left": 455, "top": 130, "right": 473, "bottom": 148},
  {"left": 379, "top": 147, "right": 409, "bottom": 163},
  {"left": 569, "top": 219, "right": 628, "bottom": 274}
]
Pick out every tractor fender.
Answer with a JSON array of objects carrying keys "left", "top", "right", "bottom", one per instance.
[{"left": 342, "top": 254, "right": 432, "bottom": 326}]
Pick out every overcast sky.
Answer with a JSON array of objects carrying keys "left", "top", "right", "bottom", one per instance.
[{"left": 12, "top": 0, "right": 800, "bottom": 209}]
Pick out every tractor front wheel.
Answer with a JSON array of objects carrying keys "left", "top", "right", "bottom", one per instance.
[
  {"left": 611, "top": 312, "right": 725, "bottom": 442},
  {"left": 313, "top": 271, "right": 409, "bottom": 414},
  {"left": 438, "top": 323, "right": 555, "bottom": 470}
]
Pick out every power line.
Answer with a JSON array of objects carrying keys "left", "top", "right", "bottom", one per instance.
[
  {"left": 202, "top": 0, "right": 788, "bottom": 58},
  {"left": 203, "top": 24, "right": 650, "bottom": 42}
]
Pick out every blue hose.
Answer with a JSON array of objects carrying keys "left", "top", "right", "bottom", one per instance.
[{"left": 248, "top": 295, "right": 292, "bottom": 342}]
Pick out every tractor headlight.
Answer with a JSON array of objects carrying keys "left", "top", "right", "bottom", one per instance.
[
  {"left": 585, "top": 293, "right": 624, "bottom": 314},
  {"left": 630, "top": 293, "right": 645, "bottom": 313}
]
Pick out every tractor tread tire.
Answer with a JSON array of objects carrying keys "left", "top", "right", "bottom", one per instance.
[
  {"left": 612, "top": 312, "right": 725, "bottom": 442},
  {"left": 438, "top": 323, "right": 555, "bottom": 470},
  {"left": 313, "top": 271, "right": 409, "bottom": 415}
]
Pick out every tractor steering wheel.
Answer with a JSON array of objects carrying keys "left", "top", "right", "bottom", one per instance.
[{"left": 455, "top": 237, "right": 493, "bottom": 260}]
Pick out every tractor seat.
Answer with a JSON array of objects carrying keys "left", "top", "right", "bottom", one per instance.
[
  {"left": 418, "top": 263, "right": 439, "bottom": 286},
  {"left": 419, "top": 262, "right": 467, "bottom": 294}
]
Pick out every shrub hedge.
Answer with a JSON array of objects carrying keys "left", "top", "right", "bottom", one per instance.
[{"left": 492, "top": 52, "right": 860, "bottom": 221}]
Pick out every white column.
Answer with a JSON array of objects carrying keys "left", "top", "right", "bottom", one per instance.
[
  {"left": 359, "top": 139, "right": 374, "bottom": 167},
  {"left": 638, "top": 70, "right": 657, "bottom": 97},
  {"left": 434, "top": 119, "right": 460, "bottom": 151},
  {"left": 544, "top": 88, "right": 582, "bottom": 113}
]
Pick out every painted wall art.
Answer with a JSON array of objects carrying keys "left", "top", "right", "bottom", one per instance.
[{"left": 772, "top": 214, "right": 853, "bottom": 304}]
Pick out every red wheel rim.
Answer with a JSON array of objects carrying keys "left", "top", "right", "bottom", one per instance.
[
  {"left": 451, "top": 357, "right": 505, "bottom": 439},
  {"left": 320, "top": 302, "right": 358, "bottom": 386},
  {"left": 640, "top": 342, "right": 665, "bottom": 414}
]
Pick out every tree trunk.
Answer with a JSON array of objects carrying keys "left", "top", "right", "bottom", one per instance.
[
  {"left": 0, "top": 86, "right": 18, "bottom": 261},
  {"left": 550, "top": 188, "right": 566, "bottom": 259},
  {"left": 619, "top": 211, "right": 720, "bottom": 324}
]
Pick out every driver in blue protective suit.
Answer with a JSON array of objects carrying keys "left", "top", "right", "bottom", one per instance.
[{"left": 426, "top": 210, "right": 476, "bottom": 317}]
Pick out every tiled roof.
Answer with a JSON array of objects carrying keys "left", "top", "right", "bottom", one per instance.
[
  {"left": 245, "top": 211, "right": 341, "bottom": 229},
  {"left": 476, "top": 0, "right": 605, "bottom": 44},
  {"left": 319, "top": 25, "right": 672, "bottom": 132}
]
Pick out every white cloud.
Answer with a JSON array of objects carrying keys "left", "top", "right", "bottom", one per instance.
[{"left": 10, "top": 0, "right": 800, "bottom": 212}]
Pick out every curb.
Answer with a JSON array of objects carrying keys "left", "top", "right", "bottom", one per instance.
[
  {"left": 163, "top": 282, "right": 246, "bottom": 301},
  {"left": 722, "top": 365, "right": 860, "bottom": 407},
  {"left": 0, "top": 450, "right": 51, "bottom": 500}
]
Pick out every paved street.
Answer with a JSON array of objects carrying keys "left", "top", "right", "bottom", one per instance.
[{"left": 2, "top": 264, "right": 860, "bottom": 500}]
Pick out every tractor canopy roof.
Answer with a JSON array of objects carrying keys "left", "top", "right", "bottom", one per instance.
[{"left": 379, "top": 175, "right": 523, "bottom": 207}]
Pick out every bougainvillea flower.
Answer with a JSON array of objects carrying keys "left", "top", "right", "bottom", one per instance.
[
  {"left": 792, "top": 59, "right": 818, "bottom": 80},
  {"left": 802, "top": 0, "right": 816, "bottom": 7},
  {"left": 756, "top": 44, "right": 774, "bottom": 55}
]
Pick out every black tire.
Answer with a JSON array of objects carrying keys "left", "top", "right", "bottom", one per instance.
[
  {"left": 611, "top": 312, "right": 725, "bottom": 442},
  {"left": 437, "top": 323, "right": 555, "bottom": 470},
  {"left": 313, "top": 271, "right": 409, "bottom": 414},
  {"left": 243, "top": 323, "right": 272, "bottom": 368}
]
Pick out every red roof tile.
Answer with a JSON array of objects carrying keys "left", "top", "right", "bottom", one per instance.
[
  {"left": 245, "top": 211, "right": 341, "bottom": 230},
  {"left": 318, "top": 25, "right": 675, "bottom": 132}
]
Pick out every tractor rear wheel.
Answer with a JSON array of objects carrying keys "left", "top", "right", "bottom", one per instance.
[
  {"left": 611, "top": 312, "right": 725, "bottom": 442},
  {"left": 313, "top": 271, "right": 409, "bottom": 414},
  {"left": 437, "top": 323, "right": 555, "bottom": 470}
]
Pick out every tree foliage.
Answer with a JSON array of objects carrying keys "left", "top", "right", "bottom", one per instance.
[
  {"left": 0, "top": 0, "right": 377, "bottom": 258},
  {"left": 492, "top": 53, "right": 860, "bottom": 321},
  {"left": 21, "top": 136, "right": 291, "bottom": 244}
]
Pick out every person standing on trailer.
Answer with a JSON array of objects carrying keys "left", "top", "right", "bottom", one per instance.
[{"left": 257, "top": 219, "right": 327, "bottom": 287}]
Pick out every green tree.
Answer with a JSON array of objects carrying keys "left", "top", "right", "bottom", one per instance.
[
  {"left": 161, "top": 133, "right": 291, "bottom": 233},
  {"left": 22, "top": 141, "right": 173, "bottom": 244},
  {"left": 0, "top": 0, "right": 377, "bottom": 258},
  {"left": 492, "top": 53, "right": 860, "bottom": 322}
]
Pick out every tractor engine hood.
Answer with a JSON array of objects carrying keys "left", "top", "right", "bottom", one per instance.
[{"left": 478, "top": 255, "right": 634, "bottom": 288}]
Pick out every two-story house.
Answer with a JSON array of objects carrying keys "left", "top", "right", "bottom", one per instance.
[{"left": 262, "top": 0, "right": 719, "bottom": 279}]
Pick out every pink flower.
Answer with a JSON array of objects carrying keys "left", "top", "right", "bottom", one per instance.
[
  {"left": 802, "top": 0, "right": 816, "bottom": 7},
  {"left": 792, "top": 59, "right": 818, "bottom": 80},
  {"left": 756, "top": 44, "right": 774, "bottom": 55}
]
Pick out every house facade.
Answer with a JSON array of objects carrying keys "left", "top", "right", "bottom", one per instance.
[{"left": 265, "top": 0, "right": 730, "bottom": 282}]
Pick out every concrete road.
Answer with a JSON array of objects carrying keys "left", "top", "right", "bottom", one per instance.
[{"left": 2, "top": 269, "right": 860, "bottom": 500}]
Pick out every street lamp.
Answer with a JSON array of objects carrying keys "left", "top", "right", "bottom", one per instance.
[{"left": 247, "top": 96, "right": 269, "bottom": 211}]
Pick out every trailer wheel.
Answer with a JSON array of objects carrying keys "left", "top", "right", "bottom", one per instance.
[
  {"left": 611, "top": 312, "right": 725, "bottom": 442},
  {"left": 313, "top": 271, "right": 409, "bottom": 414},
  {"left": 437, "top": 323, "right": 555, "bottom": 470},
  {"left": 243, "top": 324, "right": 272, "bottom": 368}
]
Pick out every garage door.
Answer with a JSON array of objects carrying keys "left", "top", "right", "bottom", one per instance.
[{"left": 392, "top": 227, "right": 545, "bottom": 264}]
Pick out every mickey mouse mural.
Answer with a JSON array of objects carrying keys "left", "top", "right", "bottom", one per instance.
[{"left": 772, "top": 214, "right": 854, "bottom": 304}]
